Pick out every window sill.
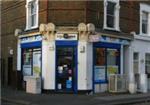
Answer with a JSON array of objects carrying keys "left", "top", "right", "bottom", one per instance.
[
  {"left": 25, "top": 25, "right": 39, "bottom": 31},
  {"left": 103, "top": 27, "right": 120, "bottom": 32}
]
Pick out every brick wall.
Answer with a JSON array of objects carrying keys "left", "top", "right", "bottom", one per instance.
[{"left": 48, "top": 1, "right": 86, "bottom": 26}]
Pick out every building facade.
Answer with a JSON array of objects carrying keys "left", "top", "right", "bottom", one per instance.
[{"left": 1, "top": 0, "right": 150, "bottom": 93}]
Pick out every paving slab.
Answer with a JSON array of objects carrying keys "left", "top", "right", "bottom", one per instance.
[{"left": 1, "top": 87, "right": 150, "bottom": 105}]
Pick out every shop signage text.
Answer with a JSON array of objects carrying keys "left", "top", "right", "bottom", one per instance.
[
  {"left": 20, "top": 35, "right": 42, "bottom": 43},
  {"left": 55, "top": 33, "right": 78, "bottom": 40},
  {"left": 89, "top": 35, "right": 100, "bottom": 42},
  {"left": 100, "top": 36, "right": 130, "bottom": 45}
]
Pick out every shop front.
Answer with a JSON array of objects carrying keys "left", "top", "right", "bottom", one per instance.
[
  {"left": 16, "top": 23, "right": 131, "bottom": 94},
  {"left": 92, "top": 35, "right": 130, "bottom": 93},
  {"left": 18, "top": 34, "right": 42, "bottom": 88}
]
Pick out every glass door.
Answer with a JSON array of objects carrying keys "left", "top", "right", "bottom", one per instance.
[{"left": 56, "top": 47, "right": 76, "bottom": 92}]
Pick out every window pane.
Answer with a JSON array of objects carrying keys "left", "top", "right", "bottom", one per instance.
[
  {"left": 28, "top": 0, "right": 37, "bottom": 27},
  {"left": 133, "top": 52, "right": 139, "bottom": 73},
  {"left": 146, "top": 53, "right": 150, "bottom": 74},
  {"left": 107, "top": 2, "right": 116, "bottom": 28},
  {"left": 22, "top": 49, "right": 32, "bottom": 76},
  {"left": 31, "top": 14, "right": 36, "bottom": 27},
  {"left": 107, "top": 49, "right": 119, "bottom": 65},
  {"left": 107, "top": 15, "right": 114, "bottom": 28},
  {"left": 107, "top": 2, "right": 115, "bottom": 15},
  {"left": 134, "top": 53, "right": 138, "bottom": 60},
  {"left": 107, "top": 49, "right": 119, "bottom": 77},
  {"left": 95, "top": 48, "right": 105, "bottom": 66},
  {"left": 31, "top": 1, "right": 36, "bottom": 14},
  {"left": 142, "top": 12, "right": 148, "bottom": 34},
  {"left": 142, "top": 23, "right": 148, "bottom": 34}
]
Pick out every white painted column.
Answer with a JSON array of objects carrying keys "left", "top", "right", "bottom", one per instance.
[
  {"left": 78, "top": 41, "right": 92, "bottom": 90},
  {"left": 78, "top": 41, "right": 87, "bottom": 90},
  {"left": 124, "top": 46, "right": 136, "bottom": 93},
  {"left": 139, "top": 52, "right": 147, "bottom": 93},
  {"left": 17, "top": 40, "right": 21, "bottom": 71},
  {"left": 42, "top": 40, "right": 56, "bottom": 90}
]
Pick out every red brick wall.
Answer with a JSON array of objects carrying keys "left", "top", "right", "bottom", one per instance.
[{"left": 47, "top": 1, "right": 86, "bottom": 26}]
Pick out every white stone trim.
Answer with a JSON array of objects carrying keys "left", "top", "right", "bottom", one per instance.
[
  {"left": 103, "top": 0, "right": 120, "bottom": 31},
  {"left": 140, "top": 3, "right": 150, "bottom": 36},
  {"left": 17, "top": 39, "right": 21, "bottom": 71},
  {"left": 134, "top": 34, "right": 150, "bottom": 42},
  {"left": 25, "top": 0, "right": 39, "bottom": 30}
]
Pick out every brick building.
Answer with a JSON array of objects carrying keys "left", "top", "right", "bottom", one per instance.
[{"left": 1, "top": 0, "right": 150, "bottom": 93}]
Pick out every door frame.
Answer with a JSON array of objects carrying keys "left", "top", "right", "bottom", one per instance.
[{"left": 55, "top": 41, "right": 78, "bottom": 93}]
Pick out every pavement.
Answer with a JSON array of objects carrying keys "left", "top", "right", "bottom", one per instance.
[{"left": 1, "top": 87, "right": 150, "bottom": 105}]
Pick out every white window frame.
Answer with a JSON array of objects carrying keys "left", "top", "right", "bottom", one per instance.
[
  {"left": 140, "top": 3, "right": 150, "bottom": 36},
  {"left": 25, "top": 0, "right": 39, "bottom": 30},
  {"left": 103, "top": 0, "right": 120, "bottom": 31}
]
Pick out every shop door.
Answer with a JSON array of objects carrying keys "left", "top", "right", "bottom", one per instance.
[{"left": 56, "top": 47, "right": 77, "bottom": 92}]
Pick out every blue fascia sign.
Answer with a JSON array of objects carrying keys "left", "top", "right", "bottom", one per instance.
[{"left": 20, "top": 35, "right": 42, "bottom": 44}]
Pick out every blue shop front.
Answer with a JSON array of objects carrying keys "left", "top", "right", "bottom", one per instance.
[
  {"left": 18, "top": 34, "right": 42, "bottom": 89},
  {"left": 91, "top": 35, "right": 130, "bottom": 93}
]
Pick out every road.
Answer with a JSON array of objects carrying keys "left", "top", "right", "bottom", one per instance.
[{"left": 2, "top": 100, "right": 150, "bottom": 105}]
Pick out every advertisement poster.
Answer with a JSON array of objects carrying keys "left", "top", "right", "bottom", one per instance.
[
  {"left": 94, "top": 66, "right": 106, "bottom": 82},
  {"left": 23, "top": 65, "right": 32, "bottom": 76},
  {"left": 33, "top": 51, "right": 41, "bottom": 76},
  {"left": 107, "top": 65, "right": 118, "bottom": 77}
]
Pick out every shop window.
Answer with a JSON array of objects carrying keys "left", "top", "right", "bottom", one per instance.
[
  {"left": 26, "top": 0, "right": 39, "bottom": 30},
  {"left": 22, "top": 48, "right": 41, "bottom": 76},
  {"left": 96, "top": 48, "right": 105, "bottom": 66},
  {"left": 22, "top": 49, "right": 32, "bottom": 76},
  {"left": 145, "top": 53, "right": 150, "bottom": 75},
  {"left": 103, "top": 0, "right": 120, "bottom": 31},
  {"left": 94, "top": 48, "right": 120, "bottom": 83},
  {"left": 107, "top": 48, "right": 119, "bottom": 78},
  {"left": 140, "top": 4, "right": 150, "bottom": 36},
  {"left": 133, "top": 52, "right": 139, "bottom": 74}
]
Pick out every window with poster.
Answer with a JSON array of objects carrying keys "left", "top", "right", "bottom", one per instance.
[
  {"left": 94, "top": 46, "right": 120, "bottom": 83},
  {"left": 107, "top": 48, "right": 120, "bottom": 79},
  {"left": 22, "top": 48, "right": 41, "bottom": 76}
]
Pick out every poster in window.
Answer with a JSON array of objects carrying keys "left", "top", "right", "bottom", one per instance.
[
  {"left": 94, "top": 66, "right": 106, "bottom": 82},
  {"left": 107, "top": 65, "right": 118, "bottom": 78},
  {"left": 33, "top": 51, "right": 41, "bottom": 76},
  {"left": 23, "top": 65, "right": 32, "bottom": 76}
]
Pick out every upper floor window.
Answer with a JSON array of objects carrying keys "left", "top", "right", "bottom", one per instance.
[
  {"left": 140, "top": 4, "right": 150, "bottom": 36},
  {"left": 26, "top": 0, "right": 39, "bottom": 30},
  {"left": 103, "top": 0, "right": 120, "bottom": 31}
]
